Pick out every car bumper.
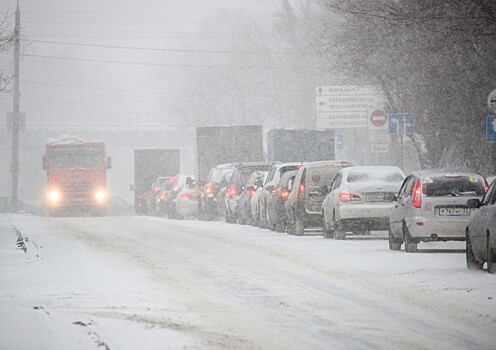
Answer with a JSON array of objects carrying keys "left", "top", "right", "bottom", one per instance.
[
  {"left": 177, "top": 200, "right": 198, "bottom": 217},
  {"left": 338, "top": 203, "right": 394, "bottom": 220},
  {"left": 407, "top": 216, "right": 468, "bottom": 241}
]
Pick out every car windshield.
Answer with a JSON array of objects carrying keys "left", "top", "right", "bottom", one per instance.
[
  {"left": 347, "top": 169, "right": 404, "bottom": 183},
  {"left": 422, "top": 175, "right": 486, "bottom": 197},
  {"left": 51, "top": 148, "right": 101, "bottom": 169}
]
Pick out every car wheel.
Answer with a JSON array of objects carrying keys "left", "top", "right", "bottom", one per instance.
[
  {"left": 333, "top": 218, "right": 345, "bottom": 240},
  {"left": 388, "top": 225, "right": 402, "bottom": 251},
  {"left": 259, "top": 206, "right": 267, "bottom": 229},
  {"left": 403, "top": 224, "right": 417, "bottom": 253},
  {"left": 486, "top": 232, "right": 495, "bottom": 274},
  {"left": 466, "top": 231, "right": 483, "bottom": 270},
  {"left": 274, "top": 217, "right": 285, "bottom": 233},
  {"left": 294, "top": 215, "right": 304, "bottom": 236},
  {"left": 322, "top": 211, "right": 334, "bottom": 239}
]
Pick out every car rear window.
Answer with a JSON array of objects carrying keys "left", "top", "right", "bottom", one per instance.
[
  {"left": 308, "top": 167, "right": 343, "bottom": 186},
  {"left": 211, "top": 168, "right": 233, "bottom": 184},
  {"left": 422, "top": 175, "right": 486, "bottom": 197}
]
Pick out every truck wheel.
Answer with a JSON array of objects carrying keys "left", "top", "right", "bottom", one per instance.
[
  {"left": 488, "top": 233, "right": 495, "bottom": 274},
  {"left": 403, "top": 224, "right": 417, "bottom": 253},
  {"left": 388, "top": 225, "right": 402, "bottom": 250}
]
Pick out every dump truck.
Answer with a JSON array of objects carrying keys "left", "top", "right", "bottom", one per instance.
[
  {"left": 132, "top": 149, "right": 180, "bottom": 215},
  {"left": 266, "top": 128, "right": 335, "bottom": 163},
  {"left": 43, "top": 137, "right": 111, "bottom": 216}
]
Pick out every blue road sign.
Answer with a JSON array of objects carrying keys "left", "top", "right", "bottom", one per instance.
[
  {"left": 387, "top": 113, "right": 415, "bottom": 135},
  {"left": 335, "top": 133, "right": 344, "bottom": 150},
  {"left": 487, "top": 115, "right": 496, "bottom": 142}
]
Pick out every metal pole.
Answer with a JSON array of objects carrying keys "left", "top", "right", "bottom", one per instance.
[{"left": 10, "top": 0, "right": 20, "bottom": 212}]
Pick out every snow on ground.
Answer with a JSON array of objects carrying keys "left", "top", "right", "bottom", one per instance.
[{"left": 1, "top": 213, "right": 495, "bottom": 349}]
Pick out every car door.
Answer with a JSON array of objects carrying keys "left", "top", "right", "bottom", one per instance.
[
  {"left": 470, "top": 181, "right": 496, "bottom": 257},
  {"left": 390, "top": 175, "right": 415, "bottom": 235},
  {"left": 286, "top": 167, "right": 304, "bottom": 222}
]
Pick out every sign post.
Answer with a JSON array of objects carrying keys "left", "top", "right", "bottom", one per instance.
[
  {"left": 487, "top": 115, "right": 496, "bottom": 142},
  {"left": 387, "top": 113, "right": 416, "bottom": 169}
]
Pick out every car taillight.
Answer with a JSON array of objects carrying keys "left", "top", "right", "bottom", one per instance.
[
  {"left": 484, "top": 179, "right": 489, "bottom": 192},
  {"left": 280, "top": 190, "right": 290, "bottom": 200},
  {"left": 249, "top": 190, "right": 257, "bottom": 198},
  {"left": 181, "top": 193, "right": 191, "bottom": 200},
  {"left": 159, "top": 193, "right": 166, "bottom": 200},
  {"left": 204, "top": 183, "right": 213, "bottom": 195},
  {"left": 339, "top": 192, "right": 361, "bottom": 202},
  {"left": 153, "top": 187, "right": 160, "bottom": 193},
  {"left": 173, "top": 184, "right": 180, "bottom": 192},
  {"left": 299, "top": 183, "right": 305, "bottom": 194},
  {"left": 271, "top": 185, "right": 277, "bottom": 193},
  {"left": 229, "top": 186, "right": 238, "bottom": 198},
  {"left": 413, "top": 179, "right": 422, "bottom": 208}
]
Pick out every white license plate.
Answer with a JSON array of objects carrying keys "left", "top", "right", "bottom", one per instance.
[
  {"left": 439, "top": 207, "right": 470, "bottom": 216},
  {"left": 366, "top": 194, "right": 385, "bottom": 202}
]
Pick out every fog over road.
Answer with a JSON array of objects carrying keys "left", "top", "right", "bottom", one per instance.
[{"left": 1, "top": 214, "right": 495, "bottom": 349}]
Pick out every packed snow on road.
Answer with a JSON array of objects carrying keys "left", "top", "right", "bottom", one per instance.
[{"left": 1, "top": 213, "right": 495, "bottom": 349}]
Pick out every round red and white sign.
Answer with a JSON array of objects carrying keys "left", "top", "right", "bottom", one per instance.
[{"left": 370, "top": 109, "right": 387, "bottom": 127}]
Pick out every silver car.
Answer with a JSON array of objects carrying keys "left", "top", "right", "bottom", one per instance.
[
  {"left": 466, "top": 178, "right": 496, "bottom": 273},
  {"left": 389, "top": 169, "right": 487, "bottom": 252},
  {"left": 322, "top": 166, "right": 404, "bottom": 239}
]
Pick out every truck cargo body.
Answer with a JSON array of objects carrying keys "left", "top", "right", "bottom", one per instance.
[
  {"left": 133, "top": 149, "right": 180, "bottom": 215},
  {"left": 267, "top": 128, "right": 335, "bottom": 163},
  {"left": 43, "top": 138, "right": 110, "bottom": 216},
  {"left": 196, "top": 125, "right": 264, "bottom": 181}
]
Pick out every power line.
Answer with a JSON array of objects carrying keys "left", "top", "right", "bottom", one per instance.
[
  {"left": 24, "top": 54, "right": 311, "bottom": 70},
  {"left": 22, "top": 39, "right": 311, "bottom": 55}
]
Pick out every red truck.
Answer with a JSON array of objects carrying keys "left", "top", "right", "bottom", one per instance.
[{"left": 42, "top": 137, "right": 111, "bottom": 216}]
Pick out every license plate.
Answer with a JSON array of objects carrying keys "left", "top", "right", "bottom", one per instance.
[
  {"left": 366, "top": 194, "right": 385, "bottom": 202},
  {"left": 439, "top": 207, "right": 470, "bottom": 216}
]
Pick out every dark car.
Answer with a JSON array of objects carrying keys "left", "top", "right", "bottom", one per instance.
[
  {"left": 237, "top": 170, "right": 268, "bottom": 225},
  {"left": 224, "top": 163, "right": 275, "bottom": 224},
  {"left": 147, "top": 176, "right": 176, "bottom": 216},
  {"left": 466, "top": 178, "right": 495, "bottom": 273},
  {"left": 199, "top": 164, "right": 235, "bottom": 221},
  {"left": 271, "top": 170, "right": 298, "bottom": 232},
  {"left": 285, "top": 160, "right": 356, "bottom": 236}
]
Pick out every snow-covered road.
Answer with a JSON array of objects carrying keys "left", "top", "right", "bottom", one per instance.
[{"left": 1, "top": 214, "right": 495, "bottom": 349}]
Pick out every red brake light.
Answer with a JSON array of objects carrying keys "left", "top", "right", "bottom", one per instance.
[
  {"left": 159, "top": 193, "right": 166, "bottom": 200},
  {"left": 249, "top": 190, "right": 257, "bottom": 198},
  {"left": 413, "top": 179, "right": 422, "bottom": 208},
  {"left": 296, "top": 164, "right": 304, "bottom": 169},
  {"left": 181, "top": 193, "right": 191, "bottom": 200},
  {"left": 271, "top": 185, "right": 277, "bottom": 193},
  {"left": 173, "top": 184, "right": 180, "bottom": 192},
  {"left": 229, "top": 186, "right": 238, "bottom": 198},
  {"left": 280, "top": 190, "right": 290, "bottom": 200},
  {"left": 299, "top": 183, "right": 305, "bottom": 194},
  {"left": 204, "top": 184, "right": 213, "bottom": 195},
  {"left": 339, "top": 192, "right": 361, "bottom": 202},
  {"left": 153, "top": 187, "right": 160, "bottom": 193}
]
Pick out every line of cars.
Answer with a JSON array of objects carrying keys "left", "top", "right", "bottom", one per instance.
[{"left": 143, "top": 161, "right": 496, "bottom": 274}]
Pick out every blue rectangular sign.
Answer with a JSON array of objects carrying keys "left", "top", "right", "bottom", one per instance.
[
  {"left": 335, "top": 133, "right": 344, "bottom": 150},
  {"left": 387, "top": 113, "right": 415, "bottom": 135},
  {"left": 487, "top": 115, "right": 496, "bottom": 142}
]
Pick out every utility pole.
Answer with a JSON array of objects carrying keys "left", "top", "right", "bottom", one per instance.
[{"left": 10, "top": 0, "right": 21, "bottom": 212}]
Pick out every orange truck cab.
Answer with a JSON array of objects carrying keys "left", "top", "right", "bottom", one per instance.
[{"left": 42, "top": 137, "right": 111, "bottom": 216}]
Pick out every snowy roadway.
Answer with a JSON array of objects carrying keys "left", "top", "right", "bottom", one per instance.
[{"left": 1, "top": 214, "right": 495, "bottom": 349}]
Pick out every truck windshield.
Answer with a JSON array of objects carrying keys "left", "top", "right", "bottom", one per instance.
[{"left": 51, "top": 148, "right": 101, "bottom": 169}]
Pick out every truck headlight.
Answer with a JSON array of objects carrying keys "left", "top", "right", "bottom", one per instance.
[
  {"left": 95, "top": 190, "right": 106, "bottom": 202},
  {"left": 48, "top": 190, "right": 60, "bottom": 203}
]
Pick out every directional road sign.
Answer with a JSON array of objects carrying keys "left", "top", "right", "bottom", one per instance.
[
  {"left": 487, "top": 115, "right": 496, "bottom": 142},
  {"left": 387, "top": 113, "right": 415, "bottom": 135}
]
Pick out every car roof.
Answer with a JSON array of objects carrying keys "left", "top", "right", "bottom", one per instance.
[
  {"left": 340, "top": 165, "right": 403, "bottom": 174},
  {"left": 407, "top": 168, "right": 484, "bottom": 177},
  {"left": 304, "top": 160, "right": 356, "bottom": 169}
]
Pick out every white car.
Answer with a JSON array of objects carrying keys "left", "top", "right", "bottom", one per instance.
[
  {"left": 174, "top": 177, "right": 199, "bottom": 220},
  {"left": 322, "top": 166, "right": 404, "bottom": 239},
  {"left": 389, "top": 169, "right": 487, "bottom": 252}
]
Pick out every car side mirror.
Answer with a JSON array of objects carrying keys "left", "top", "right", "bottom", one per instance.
[
  {"left": 106, "top": 156, "right": 112, "bottom": 169},
  {"left": 42, "top": 155, "right": 47, "bottom": 170},
  {"left": 466, "top": 198, "right": 481, "bottom": 209},
  {"left": 318, "top": 185, "right": 329, "bottom": 195}
]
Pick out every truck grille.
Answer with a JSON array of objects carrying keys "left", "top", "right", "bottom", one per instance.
[{"left": 62, "top": 181, "right": 92, "bottom": 194}]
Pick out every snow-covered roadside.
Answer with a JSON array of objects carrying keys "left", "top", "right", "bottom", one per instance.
[
  {"left": 1, "top": 213, "right": 495, "bottom": 349},
  {"left": 0, "top": 214, "right": 197, "bottom": 350}
]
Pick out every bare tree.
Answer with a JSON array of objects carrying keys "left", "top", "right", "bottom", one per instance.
[
  {"left": 315, "top": 0, "right": 496, "bottom": 173},
  {"left": 0, "top": 11, "right": 14, "bottom": 92}
]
